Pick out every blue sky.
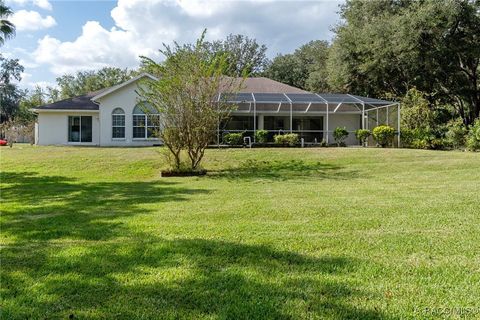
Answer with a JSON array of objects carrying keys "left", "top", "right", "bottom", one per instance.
[{"left": 3, "top": 0, "right": 343, "bottom": 90}]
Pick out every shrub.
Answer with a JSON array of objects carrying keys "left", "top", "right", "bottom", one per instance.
[
  {"left": 274, "top": 134, "right": 283, "bottom": 144},
  {"left": 401, "top": 88, "right": 435, "bottom": 130},
  {"left": 255, "top": 130, "right": 269, "bottom": 143},
  {"left": 467, "top": 119, "right": 480, "bottom": 151},
  {"left": 274, "top": 133, "right": 299, "bottom": 146},
  {"left": 273, "top": 134, "right": 286, "bottom": 145},
  {"left": 410, "top": 138, "right": 428, "bottom": 149},
  {"left": 445, "top": 118, "right": 467, "bottom": 149},
  {"left": 355, "top": 129, "right": 371, "bottom": 147},
  {"left": 400, "top": 127, "right": 447, "bottom": 150},
  {"left": 373, "top": 125, "right": 395, "bottom": 148},
  {"left": 399, "top": 128, "right": 415, "bottom": 148},
  {"left": 284, "top": 133, "right": 299, "bottom": 145},
  {"left": 333, "top": 127, "right": 349, "bottom": 147},
  {"left": 428, "top": 138, "right": 447, "bottom": 150},
  {"left": 223, "top": 132, "right": 243, "bottom": 145}
]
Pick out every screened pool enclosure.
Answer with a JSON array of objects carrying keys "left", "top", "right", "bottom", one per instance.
[{"left": 218, "top": 93, "right": 401, "bottom": 146}]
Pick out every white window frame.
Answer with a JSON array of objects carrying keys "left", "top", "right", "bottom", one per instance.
[
  {"left": 132, "top": 105, "right": 160, "bottom": 140},
  {"left": 67, "top": 115, "right": 92, "bottom": 143},
  {"left": 112, "top": 108, "right": 126, "bottom": 140}
]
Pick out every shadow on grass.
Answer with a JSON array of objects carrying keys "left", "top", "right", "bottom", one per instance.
[
  {"left": 208, "top": 159, "right": 360, "bottom": 181},
  {"left": 1, "top": 171, "right": 389, "bottom": 319},
  {"left": 1, "top": 237, "right": 392, "bottom": 319},
  {"left": 0, "top": 171, "right": 209, "bottom": 242}
]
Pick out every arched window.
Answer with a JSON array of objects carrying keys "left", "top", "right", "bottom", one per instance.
[
  {"left": 112, "top": 108, "right": 125, "bottom": 139},
  {"left": 132, "top": 103, "right": 160, "bottom": 139}
]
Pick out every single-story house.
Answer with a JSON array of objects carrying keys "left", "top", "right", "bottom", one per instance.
[{"left": 33, "top": 73, "right": 400, "bottom": 146}]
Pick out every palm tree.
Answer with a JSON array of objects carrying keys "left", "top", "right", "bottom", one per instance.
[{"left": 0, "top": 1, "right": 15, "bottom": 46}]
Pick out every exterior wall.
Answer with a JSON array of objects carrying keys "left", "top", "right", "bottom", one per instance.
[
  {"left": 36, "top": 111, "right": 100, "bottom": 146},
  {"left": 96, "top": 81, "right": 160, "bottom": 147},
  {"left": 325, "top": 113, "right": 362, "bottom": 145}
]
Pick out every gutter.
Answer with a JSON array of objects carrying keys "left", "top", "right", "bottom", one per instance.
[{"left": 32, "top": 109, "right": 99, "bottom": 113}]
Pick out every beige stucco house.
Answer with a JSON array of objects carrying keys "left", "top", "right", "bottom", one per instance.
[{"left": 33, "top": 73, "right": 399, "bottom": 146}]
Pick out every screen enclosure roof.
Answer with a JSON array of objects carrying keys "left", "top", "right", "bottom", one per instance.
[{"left": 220, "top": 92, "right": 395, "bottom": 108}]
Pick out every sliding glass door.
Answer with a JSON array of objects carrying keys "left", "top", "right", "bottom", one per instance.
[
  {"left": 80, "top": 116, "right": 92, "bottom": 142},
  {"left": 292, "top": 116, "right": 324, "bottom": 142},
  {"left": 68, "top": 116, "right": 92, "bottom": 142}
]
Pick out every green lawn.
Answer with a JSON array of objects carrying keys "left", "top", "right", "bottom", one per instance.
[{"left": 1, "top": 145, "right": 479, "bottom": 319}]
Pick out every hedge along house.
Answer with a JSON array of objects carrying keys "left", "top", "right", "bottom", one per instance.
[{"left": 33, "top": 73, "right": 400, "bottom": 147}]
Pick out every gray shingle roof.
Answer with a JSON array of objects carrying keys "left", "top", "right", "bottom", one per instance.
[
  {"left": 34, "top": 76, "right": 395, "bottom": 111},
  {"left": 221, "top": 77, "right": 309, "bottom": 94},
  {"left": 34, "top": 88, "right": 108, "bottom": 111},
  {"left": 35, "top": 77, "right": 308, "bottom": 111}
]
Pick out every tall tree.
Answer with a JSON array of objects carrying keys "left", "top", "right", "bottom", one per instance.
[
  {"left": 139, "top": 31, "right": 242, "bottom": 171},
  {"left": 265, "top": 54, "right": 302, "bottom": 88},
  {"left": 15, "top": 85, "right": 59, "bottom": 121},
  {"left": 435, "top": 0, "right": 480, "bottom": 125},
  {"left": 328, "top": 0, "right": 480, "bottom": 125},
  {"left": 18, "top": 85, "right": 47, "bottom": 122},
  {"left": 266, "top": 40, "right": 330, "bottom": 92},
  {"left": 205, "top": 34, "right": 269, "bottom": 77},
  {"left": 45, "top": 86, "right": 60, "bottom": 102},
  {"left": 0, "top": 54, "right": 25, "bottom": 122},
  {"left": 0, "top": 0, "right": 15, "bottom": 46},
  {"left": 55, "top": 67, "right": 137, "bottom": 100}
]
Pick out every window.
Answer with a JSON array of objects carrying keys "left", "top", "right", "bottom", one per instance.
[
  {"left": 264, "top": 116, "right": 286, "bottom": 131},
  {"left": 133, "top": 114, "right": 146, "bottom": 138},
  {"left": 147, "top": 114, "right": 160, "bottom": 138},
  {"left": 292, "top": 117, "right": 323, "bottom": 131},
  {"left": 222, "top": 116, "right": 255, "bottom": 131},
  {"left": 68, "top": 116, "right": 92, "bottom": 142},
  {"left": 112, "top": 108, "right": 125, "bottom": 139},
  {"left": 132, "top": 103, "right": 160, "bottom": 139}
]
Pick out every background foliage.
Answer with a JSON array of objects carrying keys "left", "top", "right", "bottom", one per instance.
[{"left": 2, "top": 0, "right": 479, "bottom": 150}]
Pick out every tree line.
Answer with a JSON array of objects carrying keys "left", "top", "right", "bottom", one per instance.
[{"left": 1, "top": 0, "right": 479, "bottom": 149}]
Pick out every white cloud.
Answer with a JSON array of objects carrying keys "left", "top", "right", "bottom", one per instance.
[
  {"left": 10, "top": 10, "right": 56, "bottom": 31},
  {"left": 33, "top": 21, "right": 157, "bottom": 75},
  {"left": 31, "top": 0, "right": 342, "bottom": 75},
  {"left": 6, "top": 0, "right": 52, "bottom": 10},
  {"left": 33, "top": 0, "right": 52, "bottom": 10},
  {"left": 20, "top": 71, "right": 32, "bottom": 83},
  {"left": 16, "top": 72, "right": 56, "bottom": 89}
]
